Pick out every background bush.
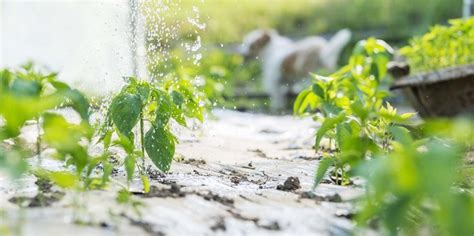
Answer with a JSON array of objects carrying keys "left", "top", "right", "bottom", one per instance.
[
  {"left": 401, "top": 17, "right": 474, "bottom": 73},
  {"left": 151, "top": 0, "right": 463, "bottom": 45}
]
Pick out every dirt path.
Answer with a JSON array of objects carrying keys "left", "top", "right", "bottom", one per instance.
[{"left": 1, "top": 110, "right": 361, "bottom": 236}]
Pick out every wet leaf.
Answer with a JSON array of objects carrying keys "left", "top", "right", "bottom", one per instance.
[
  {"left": 145, "top": 126, "right": 175, "bottom": 172},
  {"left": 110, "top": 93, "right": 142, "bottom": 137}
]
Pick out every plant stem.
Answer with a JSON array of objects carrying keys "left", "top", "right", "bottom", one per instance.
[
  {"left": 139, "top": 111, "right": 145, "bottom": 173},
  {"left": 36, "top": 117, "right": 41, "bottom": 165}
]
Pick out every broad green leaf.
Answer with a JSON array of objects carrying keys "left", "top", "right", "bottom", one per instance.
[
  {"left": 136, "top": 84, "right": 150, "bottom": 103},
  {"left": 0, "top": 69, "right": 12, "bottom": 89},
  {"left": 389, "top": 125, "right": 412, "bottom": 146},
  {"left": 145, "top": 127, "right": 175, "bottom": 172},
  {"left": 141, "top": 175, "right": 150, "bottom": 193},
  {"left": 321, "top": 102, "right": 342, "bottom": 116},
  {"left": 170, "top": 90, "right": 185, "bottom": 106},
  {"left": 154, "top": 91, "right": 172, "bottom": 128},
  {"left": 67, "top": 89, "right": 90, "bottom": 121},
  {"left": 0, "top": 148, "right": 28, "bottom": 178},
  {"left": 350, "top": 100, "right": 368, "bottom": 122},
  {"left": 110, "top": 93, "right": 142, "bottom": 137},
  {"left": 116, "top": 189, "right": 131, "bottom": 204},
  {"left": 49, "top": 171, "right": 78, "bottom": 189},
  {"left": 125, "top": 155, "right": 135, "bottom": 182},
  {"left": 293, "top": 88, "right": 311, "bottom": 115},
  {"left": 314, "top": 158, "right": 334, "bottom": 188},
  {"left": 336, "top": 123, "right": 353, "bottom": 151},
  {"left": 315, "top": 113, "right": 346, "bottom": 151},
  {"left": 10, "top": 78, "right": 41, "bottom": 97},
  {"left": 102, "top": 162, "right": 113, "bottom": 186},
  {"left": 113, "top": 133, "right": 135, "bottom": 154},
  {"left": 102, "top": 130, "right": 113, "bottom": 150},
  {"left": 42, "top": 113, "right": 91, "bottom": 151},
  {"left": 312, "top": 83, "right": 325, "bottom": 99},
  {"left": 49, "top": 80, "right": 70, "bottom": 91}
]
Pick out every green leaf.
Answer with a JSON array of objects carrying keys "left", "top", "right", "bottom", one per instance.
[
  {"left": 49, "top": 80, "right": 70, "bottom": 91},
  {"left": 49, "top": 171, "right": 78, "bottom": 189},
  {"left": 141, "top": 175, "right": 150, "bottom": 193},
  {"left": 0, "top": 148, "right": 28, "bottom": 178},
  {"left": 170, "top": 90, "right": 185, "bottom": 107},
  {"left": 389, "top": 125, "right": 413, "bottom": 146},
  {"left": 101, "top": 162, "right": 113, "bottom": 186},
  {"left": 314, "top": 158, "right": 334, "bottom": 188},
  {"left": 350, "top": 100, "right": 368, "bottom": 122},
  {"left": 102, "top": 130, "right": 113, "bottom": 150},
  {"left": 42, "top": 113, "right": 92, "bottom": 152},
  {"left": 321, "top": 102, "right": 342, "bottom": 116},
  {"left": 113, "top": 133, "right": 135, "bottom": 154},
  {"left": 66, "top": 89, "right": 90, "bottom": 121},
  {"left": 293, "top": 88, "right": 311, "bottom": 115},
  {"left": 144, "top": 126, "right": 175, "bottom": 172},
  {"left": 124, "top": 155, "right": 135, "bottom": 182},
  {"left": 294, "top": 88, "right": 320, "bottom": 115},
  {"left": 312, "top": 83, "right": 325, "bottom": 99},
  {"left": 136, "top": 84, "right": 150, "bottom": 103},
  {"left": 336, "top": 123, "right": 353, "bottom": 151},
  {"left": 154, "top": 91, "right": 172, "bottom": 128},
  {"left": 315, "top": 113, "right": 346, "bottom": 150},
  {"left": 116, "top": 189, "right": 131, "bottom": 204},
  {"left": 10, "top": 78, "right": 41, "bottom": 97},
  {"left": 110, "top": 93, "right": 142, "bottom": 137}
]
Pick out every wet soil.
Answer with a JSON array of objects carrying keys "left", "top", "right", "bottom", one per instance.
[
  {"left": 299, "top": 191, "right": 343, "bottom": 202},
  {"left": 9, "top": 191, "right": 65, "bottom": 208},
  {"left": 1, "top": 110, "right": 360, "bottom": 236},
  {"left": 136, "top": 183, "right": 186, "bottom": 198}
]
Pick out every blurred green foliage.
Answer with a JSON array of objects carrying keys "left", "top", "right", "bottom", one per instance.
[
  {"left": 295, "top": 38, "right": 474, "bottom": 234},
  {"left": 401, "top": 16, "right": 474, "bottom": 73},
  {"left": 0, "top": 64, "right": 90, "bottom": 178},
  {"left": 0, "top": 63, "right": 112, "bottom": 191},
  {"left": 357, "top": 119, "right": 474, "bottom": 235},
  {"left": 151, "top": 0, "right": 462, "bottom": 44},
  {"left": 148, "top": 47, "right": 263, "bottom": 110}
]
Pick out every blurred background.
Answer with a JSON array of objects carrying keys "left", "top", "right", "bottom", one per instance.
[
  {"left": 0, "top": 0, "right": 468, "bottom": 112},
  {"left": 141, "top": 0, "right": 466, "bottom": 112}
]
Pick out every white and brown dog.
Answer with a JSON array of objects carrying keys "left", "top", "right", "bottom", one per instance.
[{"left": 240, "top": 29, "right": 351, "bottom": 111}]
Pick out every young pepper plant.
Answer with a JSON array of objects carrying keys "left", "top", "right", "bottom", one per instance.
[
  {"left": 100, "top": 76, "right": 205, "bottom": 188},
  {"left": 294, "top": 38, "right": 415, "bottom": 186}
]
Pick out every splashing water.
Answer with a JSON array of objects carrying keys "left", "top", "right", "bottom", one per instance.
[
  {"left": 1, "top": 0, "right": 206, "bottom": 97},
  {"left": 1, "top": 0, "right": 134, "bottom": 95}
]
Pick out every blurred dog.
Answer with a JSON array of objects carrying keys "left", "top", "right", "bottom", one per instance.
[{"left": 240, "top": 29, "right": 351, "bottom": 111}]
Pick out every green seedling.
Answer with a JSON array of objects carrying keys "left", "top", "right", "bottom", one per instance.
[
  {"left": 100, "top": 76, "right": 206, "bottom": 190},
  {"left": 295, "top": 38, "right": 414, "bottom": 186}
]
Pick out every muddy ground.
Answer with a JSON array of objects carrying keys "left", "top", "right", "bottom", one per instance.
[{"left": 1, "top": 110, "right": 365, "bottom": 236}]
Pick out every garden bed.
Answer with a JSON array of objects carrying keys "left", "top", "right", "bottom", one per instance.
[{"left": 1, "top": 110, "right": 362, "bottom": 236}]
